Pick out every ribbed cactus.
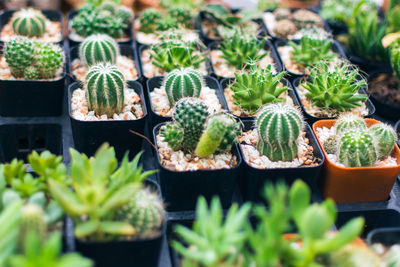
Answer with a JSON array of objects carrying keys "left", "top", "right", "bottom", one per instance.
[
  {"left": 161, "top": 123, "right": 184, "bottom": 151},
  {"left": 390, "top": 42, "right": 400, "bottom": 80},
  {"left": 4, "top": 36, "right": 35, "bottom": 78},
  {"left": 24, "top": 66, "right": 39, "bottom": 80},
  {"left": 18, "top": 204, "right": 47, "bottom": 252},
  {"left": 369, "top": 123, "right": 397, "bottom": 158},
  {"left": 338, "top": 130, "right": 378, "bottom": 167},
  {"left": 195, "top": 113, "right": 240, "bottom": 157},
  {"left": 33, "top": 42, "right": 64, "bottom": 79},
  {"left": 80, "top": 34, "right": 119, "bottom": 66},
  {"left": 256, "top": 104, "right": 304, "bottom": 161},
  {"left": 116, "top": 6, "right": 134, "bottom": 24},
  {"left": 84, "top": 63, "right": 125, "bottom": 117},
  {"left": 10, "top": 8, "right": 46, "bottom": 38},
  {"left": 164, "top": 68, "right": 203, "bottom": 105},
  {"left": 140, "top": 9, "right": 162, "bottom": 33},
  {"left": 168, "top": 6, "right": 192, "bottom": 28},
  {"left": 116, "top": 188, "right": 164, "bottom": 238},
  {"left": 334, "top": 114, "right": 367, "bottom": 135}
]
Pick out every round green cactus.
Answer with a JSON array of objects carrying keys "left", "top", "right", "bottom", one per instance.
[
  {"left": 334, "top": 114, "right": 367, "bottom": 135},
  {"left": 161, "top": 123, "right": 184, "bottom": 151},
  {"left": 168, "top": 6, "right": 192, "bottom": 28},
  {"left": 34, "top": 42, "right": 64, "bottom": 79},
  {"left": 84, "top": 63, "right": 125, "bottom": 117},
  {"left": 10, "top": 8, "right": 46, "bottom": 38},
  {"left": 164, "top": 68, "right": 203, "bottom": 105},
  {"left": 156, "top": 17, "right": 178, "bottom": 32},
  {"left": 139, "top": 9, "right": 162, "bottom": 33},
  {"left": 116, "top": 6, "right": 134, "bottom": 24},
  {"left": 80, "top": 34, "right": 119, "bottom": 66},
  {"left": 100, "top": 1, "right": 117, "bottom": 14},
  {"left": 338, "top": 130, "right": 378, "bottom": 167},
  {"left": 369, "top": 123, "right": 397, "bottom": 158},
  {"left": 257, "top": 136, "right": 299, "bottom": 161},
  {"left": 4, "top": 36, "right": 35, "bottom": 78},
  {"left": 18, "top": 204, "right": 47, "bottom": 252},
  {"left": 390, "top": 42, "right": 400, "bottom": 80},
  {"left": 24, "top": 66, "right": 39, "bottom": 80}
]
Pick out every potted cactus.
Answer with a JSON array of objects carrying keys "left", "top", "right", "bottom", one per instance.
[
  {"left": 153, "top": 97, "right": 242, "bottom": 211},
  {"left": 313, "top": 114, "right": 400, "bottom": 202},
  {"left": 293, "top": 61, "right": 375, "bottom": 124},
  {"left": 0, "top": 8, "right": 63, "bottom": 44},
  {"left": 69, "top": 34, "right": 140, "bottom": 82},
  {"left": 68, "top": 63, "right": 147, "bottom": 159},
  {"left": 0, "top": 36, "right": 65, "bottom": 116}
]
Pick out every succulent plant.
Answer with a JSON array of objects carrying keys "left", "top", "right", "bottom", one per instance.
[
  {"left": 139, "top": 9, "right": 162, "bottom": 34},
  {"left": 161, "top": 123, "right": 184, "bottom": 151},
  {"left": 330, "top": 243, "right": 383, "bottom": 267},
  {"left": 4, "top": 36, "right": 35, "bottom": 78},
  {"left": 116, "top": 188, "right": 164, "bottom": 238},
  {"left": 80, "top": 34, "right": 119, "bottom": 66},
  {"left": 369, "top": 123, "right": 397, "bottom": 158},
  {"left": 99, "top": 1, "right": 117, "bottom": 13},
  {"left": 390, "top": 41, "right": 400, "bottom": 80},
  {"left": 273, "top": 8, "right": 291, "bottom": 21},
  {"left": 155, "top": 17, "right": 179, "bottom": 32},
  {"left": 18, "top": 204, "right": 46, "bottom": 253},
  {"left": 334, "top": 113, "right": 367, "bottom": 135},
  {"left": 10, "top": 8, "right": 46, "bottom": 38},
  {"left": 274, "top": 19, "right": 297, "bottom": 38},
  {"left": 24, "top": 66, "right": 39, "bottom": 80},
  {"left": 291, "top": 9, "right": 323, "bottom": 29},
  {"left": 160, "top": 0, "right": 203, "bottom": 9},
  {"left": 33, "top": 42, "right": 64, "bottom": 79},
  {"left": 302, "top": 62, "right": 367, "bottom": 112},
  {"left": 164, "top": 68, "right": 203, "bottom": 105},
  {"left": 84, "top": 63, "right": 125, "bottom": 117},
  {"left": 231, "top": 65, "right": 288, "bottom": 113},
  {"left": 338, "top": 130, "right": 378, "bottom": 167},
  {"left": 256, "top": 103, "right": 304, "bottom": 161},
  {"left": 116, "top": 6, "right": 134, "bottom": 24},
  {"left": 168, "top": 6, "right": 193, "bottom": 28},
  {"left": 324, "top": 136, "right": 338, "bottom": 155}
]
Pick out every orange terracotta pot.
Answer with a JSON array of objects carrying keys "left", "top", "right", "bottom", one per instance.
[
  {"left": 313, "top": 119, "right": 400, "bottom": 203},
  {"left": 281, "top": 0, "right": 320, "bottom": 8}
]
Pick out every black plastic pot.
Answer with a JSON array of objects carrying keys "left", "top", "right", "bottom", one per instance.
[
  {"left": 208, "top": 40, "right": 283, "bottom": 80},
  {"left": 239, "top": 120, "right": 324, "bottom": 203},
  {"left": 292, "top": 77, "right": 376, "bottom": 125},
  {"left": 68, "top": 81, "right": 148, "bottom": 160},
  {"left": 346, "top": 52, "right": 391, "bottom": 73},
  {"left": 325, "top": 19, "right": 348, "bottom": 36},
  {"left": 67, "top": 10, "right": 133, "bottom": 48},
  {"left": 153, "top": 122, "right": 242, "bottom": 212},
  {"left": 68, "top": 44, "right": 142, "bottom": 83},
  {"left": 146, "top": 75, "right": 226, "bottom": 129},
  {"left": 0, "top": 9, "right": 64, "bottom": 45},
  {"left": 367, "top": 227, "right": 400, "bottom": 246}
]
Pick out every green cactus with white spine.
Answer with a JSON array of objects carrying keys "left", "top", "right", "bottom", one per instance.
[
  {"left": 80, "top": 34, "right": 119, "bottom": 66},
  {"left": 99, "top": 1, "right": 117, "bottom": 14},
  {"left": 256, "top": 103, "right": 304, "bottom": 161},
  {"left": 161, "top": 123, "right": 184, "bottom": 151},
  {"left": 390, "top": 41, "right": 400, "bottom": 81},
  {"left": 18, "top": 204, "right": 47, "bottom": 253},
  {"left": 338, "top": 130, "right": 378, "bottom": 167},
  {"left": 169, "top": 6, "right": 193, "bottom": 28},
  {"left": 116, "top": 188, "right": 164, "bottom": 238},
  {"left": 33, "top": 42, "right": 64, "bottom": 79},
  {"left": 164, "top": 68, "right": 203, "bottom": 105},
  {"left": 24, "top": 66, "right": 38, "bottom": 80},
  {"left": 4, "top": 36, "right": 35, "bottom": 78},
  {"left": 156, "top": 17, "right": 179, "bottom": 32},
  {"left": 116, "top": 6, "right": 133, "bottom": 24},
  {"left": 10, "top": 8, "right": 46, "bottom": 38},
  {"left": 84, "top": 63, "right": 125, "bottom": 117},
  {"left": 369, "top": 123, "right": 397, "bottom": 158},
  {"left": 139, "top": 9, "right": 162, "bottom": 33},
  {"left": 334, "top": 113, "right": 367, "bottom": 135}
]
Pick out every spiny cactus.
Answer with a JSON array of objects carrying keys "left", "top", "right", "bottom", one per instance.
[
  {"left": 323, "top": 135, "right": 338, "bottom": 154},
  {"left": 161, "top": 123, "right": 184, "bottom": 151},
  {"left": 274, "top": 19, "right": 297, "bottom": 38},
  {"left": 390, "top": 41, "right": 400, "bottom": 80},
  {"left": 33, "top": 42, "right": 64, "bottom": 79},
  {"left": 4, "top": 36, "right": 35, "bottom": 78},
  {"left": 330, "top": 244, "right": 383, "bottom": 267},
  {"left": 80, "top": 34, "right": 119, "bottom": 66},
  {"left": 231, "top": 65, "right": 288, "bottom": 113},
  {"left": 84, "top": 63, "right": 125, "bottom": 117},
  {"left": 334, "top": 113, "right": 367, "bottom": 135},
  {"left": 291, "top": 9, "right": 323, "bottom": 29},
  {"left": 256, "top": 103, "right": 304, "bottom": 161},
  {"left": 116, "top": 188, "right": 164, "bottom": 238},
  {"left": 139, "top": 9, "right": 162, "bottom": 34},
  {"left": 338, "top": 130, "right": 378, "bottom": 167},
  {"left": 18, "top": 204, "right": 47, "bottom": 253},
  {"left": 24, "top": 66, "right": 39, "bottom": 80},
  {"left": 116, "top": 6, "right": 134, "bottom": 24},
  {"left": 273, "top": 8, "right": 291, "bottom": 21},
  {"left": 99, "top": 1, "right": 117, "bottom": 14},
  {"left": 156, "top": 17, "right": 178, "bottom": 32},
  {"left": 369, "top": 123, "right": 397, "bottom": 158},
  {"left": 10, "top": 8, "right": 46, "bottom": 38},
  {"left": 164, "top": 68, "right": 203, "bottom": 105},
  {"left": 168, "top": 6, "right": 193, "bottom": 28}
]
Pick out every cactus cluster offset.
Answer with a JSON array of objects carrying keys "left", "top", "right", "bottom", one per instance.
[
  {"left": 24, "top": 66, "right": 39, "bottom": 80},
  {"left": 334, "top": 113, "right": 367, "bottom": 135},
  {"left": 161, "top": 123, "right": 184, "bottom": 151},
  {"left": 33, "top": 42, "right": 65, "bottom": 79},
  {"left": 80, "top": 34, "right": 119, "bottom": 66},
  {"left": 4, "top": 36, "right": 35, "bottom": 78},
  {"left": 18, "top": 204, "right": 47, "bottom": 253},
  {"left": 369, "top": 123, "right": 397, "bottom": 158},
  {"left": 11, "top": 8, "right": 46, "bottom": 38},
  {"left": 164, "top": 68, "right": 203, "bottom": 105},
  {"left": 85, "top": 63, "right": 125, "bottom": 117}
]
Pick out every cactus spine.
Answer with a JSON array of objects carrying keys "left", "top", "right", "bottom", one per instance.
[
  {"left": 161, "top": 123, "right": 184, "bottom": 151},
  {"left": 140, "top": 9, "right": 162, "bottom": 33},
  {"left": 24, "top": 66, "right": 39, "bottom": 80},
  {"left": 369, "top": 123, "right": 397, "bottom": 158},
  {"left": 164, "top": 68, "right": 203, "bottom": 105},
  {"left": 80, "top": 34, "right": 119, "bottom": 66},
  {"left": 18, "top": 204, "right": 47, "bottom": 252},
  {"left": 4, "top": 36, "right": 35, "bottom": 78},
  {"left": 168, "top": 6, "right": 192, "bottom": 28},
  {"left": 33, "top": 42, "right": 65, "bottom": 79},
  {"left": 10, "top": 8, "right": 46, "bottom": 38},
  {"left": 334, "top": 114, "right": 367, "bottom": 135},
  {"left": 84, "top": 63, "right": 125, "bottom": 117}
]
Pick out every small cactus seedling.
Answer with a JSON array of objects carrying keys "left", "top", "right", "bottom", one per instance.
[
  {"left": 139, "top": 9, "right": 162, "bottom": 33},
  {"left": 369, "top": 123, "right": 397, "bottom": 158},
  {"left": 84, "top": 63, "right": 125, "bottom": 117},
  {"left": 18, "top": 204, "right": 47, "bottom": 253},
  {"left": 24, "top": 66, "right": 39, "bottom": 80},
  {"left": 161, "top": 123, "right": 184, "bottom": 151},
  {"left": 10, "top": 8, "right": 46, "bottom": 38},
  {"left": 79, "top": 34, "right": 119, "bottom": 66},
  {"left": 33, "top": 42, "right": 65, "bottom": 79},
  {"left": 338, "top": 130, "right": 378, "bottom": 167},
  {"left": 4, "top": 36, "right": 35, "bottom": 78},
  {"left": 163, "top": 68, "right": 203, "bottom": 105},
  {"left": 168, "top": 6, "right": 193, "bottom": 28},
  {"left": 323, "top": 135, "right": 338, "bottom": 154},
  {"left": 334, "top": 113, "right": 367, "bottom": 135}
]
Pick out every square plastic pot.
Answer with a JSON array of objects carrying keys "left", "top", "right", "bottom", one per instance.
[
  {"left": 292, "top": 77, "right": 376, "bottom": 125},
  {"left": 313, "top": 119, "right": 400, "bottom": 203},
  {"left": 367, "top": 227, "right": 400, "bottom": 246},
  {"left": 239, "top": 120, "right": 324, "bottom": 203},
  {"left": 146, "top": 75, "right": 226, "bottom": 129},
  {"left": 153, "top": 122, "right": 242, "bottom": 212},
  {"left": 68, "top": 81, "right": 148, "bottom": 160}
]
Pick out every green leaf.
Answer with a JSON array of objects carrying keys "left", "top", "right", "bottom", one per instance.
[
  {"left": 99, "top": 221, "right": 135, "bottom": 236},
  {"left": 75, "top": 220, "right": 100, "bottom": 239},
  {"left": 289, "top": 180, "right": 310, "bottom": 226}
]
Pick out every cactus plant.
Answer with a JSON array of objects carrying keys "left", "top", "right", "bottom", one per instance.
[
  {"left": 164, "top": 68, "right": 203, "bottom": 105},
  {"left": 156, "top": 17, "right": 179, "bottom": 32},
  {"left": 18, "top": 204, "right": 47, "bottom": 253},
  {"left": 231, "top": 65, "right": 288, "bottom": 113},
  {"left": 161, "top": 123, "right": 184, "bottom": 151},
  {"left": 139, "top": 9, "right": 162, "bottom": 34},
  {"left": 338, "top": 130, "right": 378, "bottom": 167},
  {"left": 116, "top": 6, "right": 134, "bottom": 24},
  {"left": 291, "top": 9, "right": 323, "bottom": 29},
  {"left": 116, "top": 188, "right": 164, "bottom": 238},
  {"left": 324, "top": 135, "right": 338, "bottom": 154},
  {"left": 10, "top": 8, "right": 46, "bottom": 38},
  {"left": 274, "top": 19, "right": 297, "bottom": 38},
  {"left": 4, "top": 37, "right": 35, "bottom": 78},
  {"left": 334, "top": 113, "right": 367, "bottom": 135},
  {"left": 273, "top": 8, "right": 291, "bottom": 21},
  {"left": 24, "top": 66, "right": 39, "bottom": 80},
  {"left": 84, "top": 63, "right": 125, "bottom": 117},
  {"left": 99, "top": 1, "right": 117, "bottom": 14},
  {"left": 34, "top": 42, "right": 64, "bottom": 79},
  {"left": 390, "top": 41, "right": 400, "bottom": 80},
  {"left": 79, "top": 34, "right": 119, "bottom": 66},
  {"left": 168, "top": 6, "right": 193, "bottom": 28},
  {"left": 369, "top": 123, "right": 397, "bottom": 158}
]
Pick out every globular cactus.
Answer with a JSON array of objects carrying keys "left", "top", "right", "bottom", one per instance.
[
  {"left": 33, "top": 42, "right": 64, "bottom": 79},
  {"left": 338, "top": 130, "right": 378, "bottom": 167},
  {"left": 161, "top": 123, "right": 184, "bottom": 151},
  {"left": 156, "top": 17, "right": 178, "bottom": 32},
  {"left": 4, "top": 36, "right": 35, "bottom": 78},
  {"left": 258, "top": 141, "right": 299, "bottom": 162},
  {"left": 79, "top": 34, "right": 119, "bottom": 66},
  {"left": 273, "top": 8, "right": 291, "bottom": 21},
  {"left": 10, "top": 8, "right": 46, "bottom": 38},
  {"left": 139, "top": 9, "right": 162, "bottom": 33},
  {"left": 100, "top": 1, "right": 117, "bottom": 14},
  {"left": 18, "top": 204, "right": 47, "bottom": 252},
  {"left": 116, "top": 188, "right": 164, "bottom": 238},
  {"left": 291, "top": 9, "right": 323, "bottom": 29},
  {"left": 116, "top": 6, "right": 134, "bottom": 24},
  {"left": 330, "top": 244, "right": 383, "bottom": 267},
  {"left": 334, "top": 114, "right": 367, "bottom": 135},
  {"left": 323, "top": 135, "right": 338, "bottom": 154},
  {"left": 369, "top": 123, "right": 397, "bottom": 158},
  {"left": 169, "top": 6, "right": 193, "bottom": 28},
  {"left": 274, "top": 19, "right": 297, "bottom": 38},
  {"left": 84, "top": 63, "right": 125, "bottom": 117},
  {"left": 390, "top": 42, "right": 400, "bottom": 81},
  {"left": 24, "top": 66, "right": 39, "bottom": 80},
  {"left": 164, "top": 68, "right": 203, "bottom": 105}
]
